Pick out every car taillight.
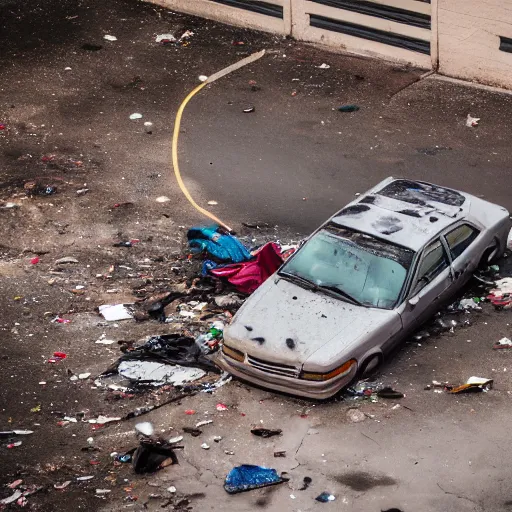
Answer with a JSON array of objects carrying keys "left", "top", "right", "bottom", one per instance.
[
  {"left": 300, "top": 359, "right": 357, "bottom": 381},
  {"left": 222, "top": 343, "right": 245, "bottom": 363}
]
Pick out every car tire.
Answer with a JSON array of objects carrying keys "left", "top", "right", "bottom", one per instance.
[{"left": 358, "top": 353, "right": 383, "bottom": 378}]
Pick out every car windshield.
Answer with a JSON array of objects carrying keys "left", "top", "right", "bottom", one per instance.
[{"left": 279, "top": 226, "right": 414, "bottom": 309}]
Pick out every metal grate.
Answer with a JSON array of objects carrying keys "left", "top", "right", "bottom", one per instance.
[
  {"left": 247, "top": 354, "right": 300, "bottom": 378},
  {"left": 208, "top": 0, "right": 283, "bottom": 18},
  {"left": 310, "top": 14, "right": 430, "bottom": 54},
  {"left": 307, "top": 0, "right": 431, "bottom": 29}
]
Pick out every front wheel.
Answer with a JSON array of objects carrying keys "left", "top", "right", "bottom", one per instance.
[{"left": 358, "top": 353, "right": 383, "bottom": 378}]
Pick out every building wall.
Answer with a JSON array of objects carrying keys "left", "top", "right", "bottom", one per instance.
[
  {"left": 438, "top": 0, "right": 512, "bottom": 89},
  {"left": 147, "top": 0, "right": 512, "bottom": 89}
]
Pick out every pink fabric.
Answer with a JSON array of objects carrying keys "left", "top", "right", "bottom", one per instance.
[{"left": 210, "top": 242, "right": 284, "bottom": 294}]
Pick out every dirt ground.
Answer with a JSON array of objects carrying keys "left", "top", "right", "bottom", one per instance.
[{"left": 2, "top": 0, "right": 512, "bottom": 511}]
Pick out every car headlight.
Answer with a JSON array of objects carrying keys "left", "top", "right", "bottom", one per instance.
[
  {"left": 300, "top": 359, "right": 357, "bottom": 381},
  {"left": 222, "top": 343, "right": 245, "bottom": 363}
]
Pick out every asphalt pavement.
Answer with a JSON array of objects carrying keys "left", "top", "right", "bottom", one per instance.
[{"left": 2, "top": 1, "right": 512, "bottom": 511}]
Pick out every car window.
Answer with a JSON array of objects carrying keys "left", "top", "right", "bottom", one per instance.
[
  {"left": 445, "top": 224, "right": 479, "bottom": 260},
  {"left": 411, "top": 239, "right": 449, "bottom": 296}
]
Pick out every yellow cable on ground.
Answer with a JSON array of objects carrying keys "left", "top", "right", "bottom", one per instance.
[{"left": 171, "top": 50, "right": 266, "bottom": 233}]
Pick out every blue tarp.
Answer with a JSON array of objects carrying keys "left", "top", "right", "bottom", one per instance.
[
  {"left": 187, "top": 226, "right": 251, "bottom": 263},
  {"left": 224, "top": 465, "right": 285, "bottom": 494}
]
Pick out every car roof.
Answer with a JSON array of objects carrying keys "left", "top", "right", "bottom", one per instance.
[{"left": 330, "top": 178, "right": 470, "bottom": 252}]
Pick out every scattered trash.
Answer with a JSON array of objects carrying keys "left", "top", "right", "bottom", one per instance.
[
  {"left": 95, "top": 334, "right": 115, "bottom": 345},
  {"left": 209, "top": 242, "right": 286, "bottom": 294},
  {"left": 318, "top": 63, "right": 330, "bottom": 69},
  {"left": 251, "top": 428, "right": 282, "bottom": 438},
  {"left": 299, "top": 476, "right": 312, "bottom": 490},
  {"left": 346, "top": 409, "right": 366, "bottom": 423},
  {"left": 76, "top": 476, "right": 94, "bottom": 481},
  {"left": 52, "top": 316, "right": 71, "bottom": 324},
  {"left": 76, "top": 188, "right": 89, "bottom": 195},
  {"left": 103, "top": 35, "right": 117, "bottom": 41},
  {"left": 391, "top": 404, "right": 401, "bottom": 410},
  {"left": 99, "top": 304, "right": 134, "bottom": 321},
  {"left": 214, "top": 293, "right": 244, "bottom": 308},
  {"left": 494, "top": 337, "right": 512, "bottom": 349},
  {"left": 8, "top": 480, "right": 23, "bottom": 489},
  {"left": 88, "top": 415, "right": 121, "bottom": 425},
  {"left": 0, "top": 430, "right": 33, "bottom": 437},
  {"left": 1, "top": 490, "right": 23, "bottom": 505},
  {"left": 95, "top": 489, "right": 111, "bottom": 495},
  {"left": 167, "top": 486, "right": 177, "bottom": 493},
  {"left": 456, "top": 298, "right": 482, "bottom": 310},
  {"left": 135, "top": 422, "right": 154, "bottom": 437},
  {"left": 7, "top": 441, "right": 22, "bottom": 448},
  {"left": 54, "top": 481, "right": 71, "bottom": 490},
  {"left": 196, "top": 420, "right": 213, "bottom": 428},
  {"left": 376, "top": 387, "right": 404, "bottom": 399},
  {"left": 132, "top": 441, "right": 178, "bottom": 474},
  {"left": 168, "top": 435, "right": 183, "bottom": 444},
  {"left": 274, "top": 450, "right": 286, "bottom": 457},
  {"left": 488, "top": 278, "right": 512, "bottom": 308},
  {"left": 30, "top": 256, "right": 40, "bottom": 264},
  {"left": 199, "top": 75, "right": 208, "bottom": 82},
  {"left": 466, "top": 114, "right": 480, "bottom": 127},
  {"left": 224, "top": 465, "right": 288, "bottom": 494},
  {"left": 185, "top": 410, "right": 196, "bottom": 415},
  {"left": 243, "top": 106, "right": 255, "bottom": 113},
  {"left": 450, "top": 376, "right": 493, "bottom": 393},
  {"left": 48, "top": 352, "right": 67, "bottom": 363},
  {"left": 155, "top": 33, "right": 176, "bottom": 43},
  {"left": 213, "top": 436, "right": 222, "bottom": 442},
  {"left": 188, "top": 226, "right": 251, "bottom": 264},
  {"left": 216, "top": 403, "right": 228, "bottom": 412},
  {"left": 201, "top": 443, "right": 210, "bottom": 450},
  {"left": 78, "top": 373, "right": 91, "bottom": 380},
  {"left": 316, "top": 492, "right": 336, "bottom": 502},
  {"left": 30, "top": 404, "right": 41, "bottom": 413},
  {"left": 338, "top": 105, "right": 359, "bottom": 112},
  {"left": 101, "top": 333, "right": 218, "bottom": 387},
  {"left": 183, "top": 427, "right": 202, "bottom": 437},
  {"left": 207, "top": 200, "right": 218, "bottom": 205},
  {"left": 156, "top": 196, "right": 170, "bottom": 203},
  {"left": 129, "top": 113, "right": 143, "bottom": 120},
  {"left": 118, "top": 361, "right": 206, "bottom": 386},
  {"left": 55, "top": 256, "right": 79, "bottom": 265}
]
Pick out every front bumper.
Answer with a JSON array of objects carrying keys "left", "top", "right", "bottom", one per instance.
[{"left": 215, "top": 351, "right": 357, "bottom": 400}]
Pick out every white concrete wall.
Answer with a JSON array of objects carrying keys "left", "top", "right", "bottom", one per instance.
[
  {"left": 438, "top": 0, "right": 512, "bottom": 89},
  {"left": 148, "top": 0, "right": 291, "bottom": 35}
]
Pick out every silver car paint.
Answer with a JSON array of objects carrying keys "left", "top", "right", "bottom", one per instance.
[{"left": 218, "top": 178, "right": 511, "bottom": 399}]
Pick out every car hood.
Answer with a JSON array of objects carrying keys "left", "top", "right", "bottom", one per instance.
[{"left": 225, "top": 276, "right": 396, "bottom": 366}]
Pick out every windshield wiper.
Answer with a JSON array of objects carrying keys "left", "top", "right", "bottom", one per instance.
[
  {"left": 316, "top": 284, "right": 363, "bottom": 306},
  {"left": 278, "top": 271, "right": 317, "bottom": 291}
]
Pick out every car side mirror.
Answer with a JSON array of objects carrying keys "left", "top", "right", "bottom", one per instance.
[{"left": 408, "top": 296, "right": 420, "bottom": 308}]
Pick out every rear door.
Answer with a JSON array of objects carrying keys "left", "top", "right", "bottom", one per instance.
[
  {"left": 401, "top": 238, "right": 454, "bottom": 329},
  {"left": 442, "top": 223, "right": 481, "bottom": 287}
]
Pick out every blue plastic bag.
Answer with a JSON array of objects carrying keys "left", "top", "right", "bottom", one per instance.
[
  {"left": 187, "top": 226, "right": 251, "bottom": 263},
  {"left": 224, "top": 465, "right": 286, "bottom": 494}
]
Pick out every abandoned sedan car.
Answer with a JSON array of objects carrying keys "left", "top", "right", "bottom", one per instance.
[{"left": 218, "top": 178, "right": 511, "bottom": 399}]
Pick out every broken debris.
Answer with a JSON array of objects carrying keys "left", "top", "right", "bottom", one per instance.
[{"left": 224, "top": 465, "right": 288, "bottom": 494}]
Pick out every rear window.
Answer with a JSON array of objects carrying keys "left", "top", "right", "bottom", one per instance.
[{"left": 379, "top": 179, "right": 465, "bottom": 207}]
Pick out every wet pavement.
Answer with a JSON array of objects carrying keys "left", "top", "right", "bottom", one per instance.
[{"left": 2, "top": 0, "right": 512, "bottom": 511}]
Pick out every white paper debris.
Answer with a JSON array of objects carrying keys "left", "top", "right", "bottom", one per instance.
[
  {"left": 135, "top": 422, "right": 154, "bottom": 437},
  {"left": 118, "top": 361, "right": 206, "bottom": 386},
  {"left": 0, "top": 490, "right": 22, "bottom": 505},
  {"left": 88, "top": 416, "right": 121, "bottom": 424},
  {"left": 318, "top": 63, "right": 330, "bottom": 69},
  {"left": 466, "top": 114, "right": 480, "bottom": 127},
  {"left": 99, "top": 304, "right": 133, "bottom": 321},
  {"left": 196, "top": 420, "right": 213, "bottom": 428},
  {"left": 155, "top": 33, "right": 176, "bottom": 43},
  {"left": 129, "top": 113, "right": 143, "bottom": 120},
  {"left": 199, "top": 75, "right": 208, "bottom": 82},
  {"left": 156, "top": 196, "right": 170, "bottom": 203},
  {"left": 103, "top": 35, "right": 117, "bottom": 41}
]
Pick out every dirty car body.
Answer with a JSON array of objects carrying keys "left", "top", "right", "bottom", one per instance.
[{"left": 218, "top": 178, "right": 511, "bottom": 399}]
